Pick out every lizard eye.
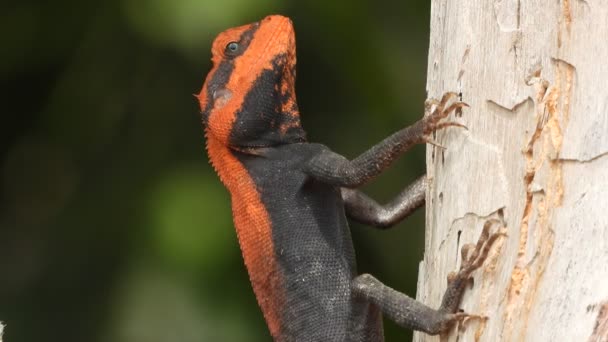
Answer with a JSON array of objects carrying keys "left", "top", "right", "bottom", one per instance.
[{"left": 225, "top": 42, "right": 240, "bottom": 56}]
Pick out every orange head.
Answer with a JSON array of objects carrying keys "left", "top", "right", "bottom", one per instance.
[{"left": 198, "top": 15, "right": 305, "bottom": 148}]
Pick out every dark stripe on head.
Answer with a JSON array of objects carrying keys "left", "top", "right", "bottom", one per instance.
[
  {"left": 229, "top": 22, "right": 260, "bottom": 58},
  {"left": 201, "top": 61, "right": 233, "bottom": 124},
  {"left": 201, "top": 23, "right": 261, "bottom": 124}
]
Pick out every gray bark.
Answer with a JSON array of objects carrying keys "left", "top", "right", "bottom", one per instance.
[{"left": 415, "top": 0, "right": 608, "bottom": 341}]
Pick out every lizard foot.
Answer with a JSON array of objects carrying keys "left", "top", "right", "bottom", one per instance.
[
  {"left": 437, "top": 220, "right": 506, "bottom": 331},
  {"left": 423, "top": 92, "right": 468, "bottom": 137},
  {"left": 455, "top": 220, "right": 506, "bottom": 280}
]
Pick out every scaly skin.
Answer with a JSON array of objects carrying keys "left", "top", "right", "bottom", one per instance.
[{"left": 197, "top": 15, "right": 503, "bottom": 341}]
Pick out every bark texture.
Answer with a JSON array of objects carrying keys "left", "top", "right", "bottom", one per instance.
[{"left": 415, "top": 1, "right": 608, "bottom": 341}]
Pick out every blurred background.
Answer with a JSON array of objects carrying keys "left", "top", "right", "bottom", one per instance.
[{"left": 0, "top": 0, "right": 431, "bottom": 341}]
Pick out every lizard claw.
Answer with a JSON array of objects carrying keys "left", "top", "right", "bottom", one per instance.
[
  {"left": 438, "top": 92, "right": 459, "bottom": 109},
  {"left": 450, "top": 312, "right": 488, "bottom": 324},
  {"left": 452, "top": 312, "right": 488, "bottom": 333},
  {"left": 436, "top": 311, "right": 488, "bottom": 335},
  {"left": 425, "top": 138, "right": 448, "bottom": 150},
  {"left": 460, "top": 243, "right": 476, "bottom": 265},
  {"left": 458, "top": 221, "right": 507, "bottom": 276},
  {"left": 423, "top": 92, "right": 468, "bottom": 136},
  {"left": 427, "top": 121, "right": 468, "bottom": 133},
  {"left": 424, "top": 98, "right": 441, "bottom": 115}
]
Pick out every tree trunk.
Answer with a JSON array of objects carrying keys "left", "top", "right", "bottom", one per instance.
[{"left": 415, "top": 1, "right": 608, "bottom": 341}]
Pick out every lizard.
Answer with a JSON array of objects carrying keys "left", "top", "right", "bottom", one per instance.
[{"left": 196, "top": 14, "right": 503, "bottom": 341}]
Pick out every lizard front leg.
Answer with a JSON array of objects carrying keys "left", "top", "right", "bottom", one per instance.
[
  {"left": 351, "top": 221, "right": 505, "bottom": 335},
  {"left": 303, "top": 92, "right": 466, "bottom": 188},
  {"left": 341, "top": 175, "right": 426, "bottom": 228}
]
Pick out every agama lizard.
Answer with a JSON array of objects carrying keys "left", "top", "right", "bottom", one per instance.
[{"left": 197, "top": 15, "right": 502, "bottom": 341}]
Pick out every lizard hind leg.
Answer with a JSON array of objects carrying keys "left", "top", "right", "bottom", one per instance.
[{"left": 350, "top": 220, "right": 505, "bottom": 336}]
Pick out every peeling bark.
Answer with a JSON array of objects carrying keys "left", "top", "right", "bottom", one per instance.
[
  {"left": 588, "top": 301, "right": 608, "bottom": 342},
  {"left": 415, "top": 1, "right": 608, "bottom": 341}
]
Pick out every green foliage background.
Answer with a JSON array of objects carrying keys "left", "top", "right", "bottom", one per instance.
[{"left": 1, "top": 0, "right": 432, "bottom": 341}]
